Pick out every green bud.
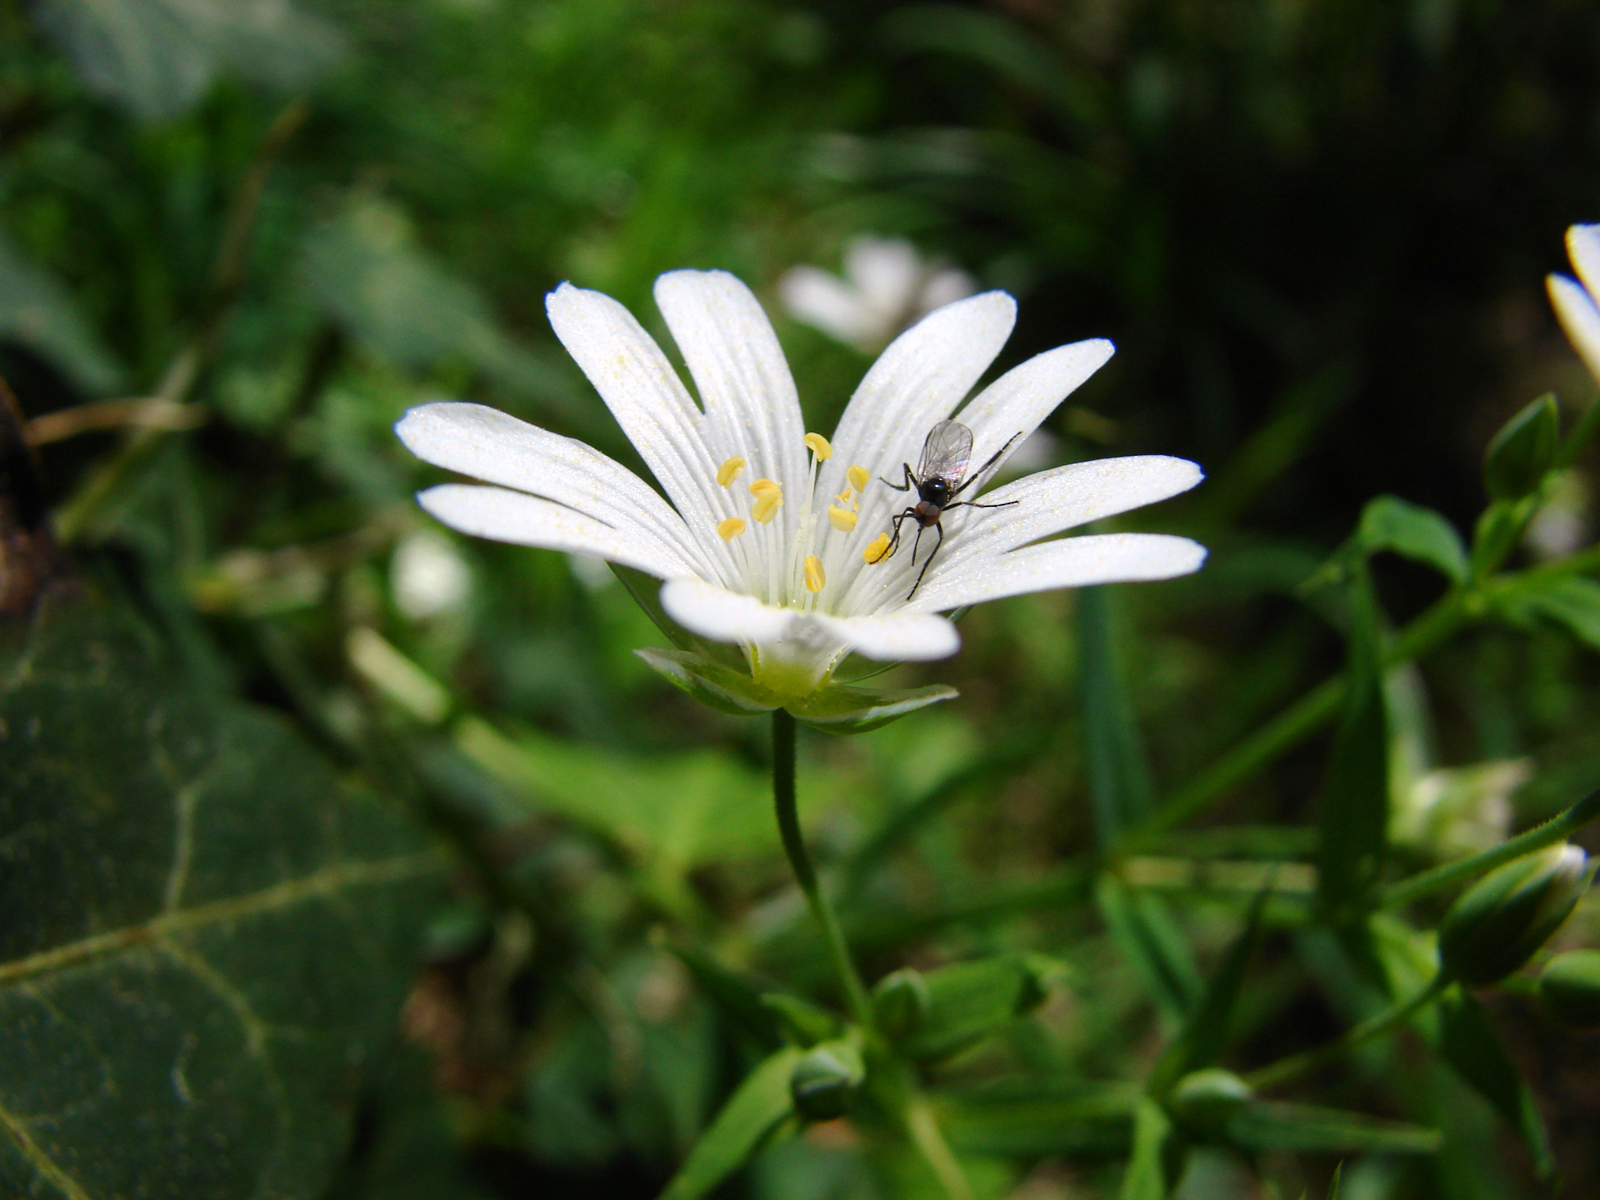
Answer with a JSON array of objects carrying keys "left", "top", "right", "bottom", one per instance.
[
  {"left": 1538, "top": 950, "right": 1600, "bottom": 1028},
  {"left": 871, "top": 968, "right": 929, "bottom": 1042},
  {"left": 789, "top": 1039, "right": 864, "bottom": 1121},
  {"left": 1439, "top": 844, "right": 1594, "bottom": 986},
  {"left": 1168, "top": 1068, "right": 1253, "bottom": 1132},
  {"left": 759, "top": 992, "right": 838, "bottom": 1047},
  {"left": 1484, "top": 394, "right": 1559, "bottom": 501}
]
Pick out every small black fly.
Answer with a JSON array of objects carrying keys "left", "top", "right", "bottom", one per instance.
[{"left": 881, "top": 420, "right": 1021, "bottom": 600}]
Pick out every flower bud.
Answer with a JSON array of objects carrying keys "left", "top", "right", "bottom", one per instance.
[
  {"left": 1483, "top": 394, "right": 1559, "bottom": 501},
  {"left": 1168, "top": 1068, "right": 1253, "bottom": 1132},
  {"left": 871, "top": 968, "right": 929, "bottom": 1042},
  {"left": 1439, "top": 844, "right": 1594, "bottom": 986},
  {"left": 790, "top": 1040, "right": 864, "bottom": 1121},
  {"left": 1538, "top": 950, "right": 1600, "bottom": 1028}
]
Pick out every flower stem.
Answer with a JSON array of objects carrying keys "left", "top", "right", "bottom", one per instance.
[
  {"left": 1243, "top": 975, "right": 1448, "bottom": 1093},
  {"left": 772, "top": 709, "right": 872, "bottom": 1026}
]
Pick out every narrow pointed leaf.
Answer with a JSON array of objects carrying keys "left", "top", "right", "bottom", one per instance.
[
  {"left": 1224, "top": 1102, "right": 1439, "bottom": 1154},
  {"left": 1120, "top": 1097, "right": 1178, "bottom": 1200},
  {"left": 1077, "top": 586, "right": 1154, "bottom": 844},
  {"left": 1097, "top": 875, "right": 1201, "bottom": 1025},
  {"left": 900, "top": 954, "right": 1057, "bottom": 1062},
  {"left": 658, "top": 1046, "right": 804, "bottom": 1200},
  {"left": 788, "top": 681, "right": 958, "bottom": 734},
  {"left": 667, "top": 943, "right": 784, "bottom": 1050}
]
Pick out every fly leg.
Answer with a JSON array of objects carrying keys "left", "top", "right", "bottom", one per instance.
[
  {"left": 943, "top": 499, "right": 1019, "bottom": 512},
  {"left": 907, "top": 521, "right": 944, "bottom": 600},
  {"left": 881, "top": 464, "right": 917, "bottom": 492},
  {"left": 885, "top": 508, "right": 917, "bottom": 558},
  {"left": 950, "top": 431, "right": 1023, "bottom": 499}
]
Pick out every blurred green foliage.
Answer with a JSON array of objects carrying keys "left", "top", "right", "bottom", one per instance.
[{"left": 5, "top": 1, "right": 1600, "bottom": 1198}]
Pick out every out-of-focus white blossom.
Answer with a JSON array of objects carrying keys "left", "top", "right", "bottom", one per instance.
[
  {"left": 780, "top": 236, "right": 976, "bottom": 352},
  {"left": 1549, "top": 224, "right": 1600, "bottom": 385},
  {"left": 1392, "top": 759, "right": 1528, "bottom": 861},
  {"left": 391, "top": 528, "right": 471, "bottom": 619},
  {"left": 1525, "top": 469, "right": 1590, "bottom": 560}
]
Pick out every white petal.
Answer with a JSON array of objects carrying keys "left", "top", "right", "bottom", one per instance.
[
  {"left": 953, "top": 339, "right": 1116, "bottom": 477},
  {"left": 396, "top": 402, "right": 713, "bottom": 577},
  {"left": 654, "top": 269, "right": 809, "bottom": 518},
  {"left": 545, "top": 282, "right": 735, "bottom": 575},
  {"left": 1567, "top": 224, "right": 1600, "bottom": 300},
  {"left": 659, "top": 576, "right": 796, "bottom": 644},
  {"left": 1549, "top": 274, "right": 1600, "bottom": 386},
  {"left": 910, "top": 532, "right": 1206, "bottom": 612},
  {"left": 932, "top": 455, "right": 1204, "bottom": 576},
  {"left": 780, "top": 266, "right": 873, "bottom": 345},
  {"left": 807, "top": 609, "right": 960, "bottom": 662},
  {"left": 417, "top": 484, "right": 693, "bottom": 580}
]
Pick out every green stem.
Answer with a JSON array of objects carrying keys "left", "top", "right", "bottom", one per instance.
[
  {"left": 1244, "top": 975, "right": 1447, "bottom": 1092},
  {"left": 1380, "top": 786, "right": 1600, "bottom": 910},
  {"left": 904, "top": 1094, "right": 974, "bottom": 1200},
  {"left": 772, "top": 710, "right": 872, "bottom": 1026},
  {"left": 1120, "top": 590, "right": 1471, "bottom": 853}
]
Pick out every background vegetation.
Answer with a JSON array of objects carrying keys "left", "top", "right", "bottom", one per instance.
[{"left": 4, "top": 1, "right": 1600, "bottom": 1198}]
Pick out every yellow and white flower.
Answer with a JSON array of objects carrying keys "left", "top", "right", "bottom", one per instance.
[{"left": 397, "top": 270, "right": 1205, "bottom": 697}]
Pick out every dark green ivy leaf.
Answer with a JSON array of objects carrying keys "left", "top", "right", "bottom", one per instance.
[{"left": 0, "top": 601, "right": 443, "bottom": 1200}]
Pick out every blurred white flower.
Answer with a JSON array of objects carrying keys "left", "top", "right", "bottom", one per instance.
[
  {"left": 391, "top": 529, "right": 471, "bottom": 620},
  {"left": 1548, "top": 223, "right": 1600, "bottom": 385},
  {"left": 780, "top": 236, "right": 976, "bottom": 352},
  {"left": 398, "top": 270, "right": 1205, "bottom": 698},
  {"left": 1392, "top": 760, "right": 1527, "bottom": 861},
  {"left": 1525, "top": 469, "right": 1590, "bottom": 560}
]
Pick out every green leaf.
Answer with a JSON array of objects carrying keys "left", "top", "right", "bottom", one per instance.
[
  {"left": 1223, "top": 1102, "right": 1440, "bottom": 1154},
  {"left": 1483, "top": 395, "right": 1560, "bottom": 502},
  {"left": 787, "top": 680, "right": 958, "bottom": 734},
  {"left": 758, "top": 993, "right": 840, "bottom": 1047},
  {"left": 1120, "top": 1096, "right": 1178, "bottom": 1200},
  {"left": 658, "top": 1046, "right": 804, "bottom": 1200},
  {"left": 0, "top": 601, "right": 442, "bottom": 1200},
  {"left": 900, "top": 953, "right": 1057, "bottom": 1062},
  {"left": 666, "top": 944, "right": 785, "bottom": 1050},
  {"left": 34, "top": 0, "right": 345, "bottom": 122},
  {"left": 635, "top": 646, "right": 782, "bottom": 717},
  {"left": 1505, "top": 576, "right": 1600, "bottom": 650},
  {"left": 937, "top": 1081, "right": 1137, "bottom": 1158},
  {"left": 1077, "top": 586, "right": 1155, "bottom": 844},
  {"left": 1317, "top": 568, "right": 1390, "bottom": 918},
  {"left": 0, "top": 231, "right": 123, "bottom": 395},
  {"left": 1149, "top": 884, "right": 1271, "bottom": 1096},
  {"left": 1356, "top": 496, "right": 1468, "bottom": 584},
  {"left": 1097, "top": 875, "right": 1201, "bottom": 1026},
  {"left": 1431, "top": 987, "right": 1554, "bottom": 1180}
]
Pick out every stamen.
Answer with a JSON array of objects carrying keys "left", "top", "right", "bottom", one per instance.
[
  {"left": 835, "top": 488, "right": 854, "bottom": 504},
  {"left": 847, "top": 465, "right": 870, "bottom": 492},
  {"left": 752, "top": 491, "right": 783, "bottom": 524},
  {"left": 717, "top": 456, "right": 747, "bottom": 487},
  {"left": 716, "top": 517, "right": 747, "bottom": 540},
  {"left": 804, "top": 432, "right": 833, "bottom": 460},
  {"left": 749, "top": 477, "right": 782, "bottom": 498},
  {"left": 827, "top": 505, "right": 857, "bottom": 532},
  {"left": 863, "top": 533, "right": 893, "bottom": 564},
  {"left": 804, "top": 556, "right": 826, "bottom": 592}
]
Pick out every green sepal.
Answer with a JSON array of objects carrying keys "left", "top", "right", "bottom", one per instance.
[
  {"left": 901, "top": 953, "right": 1062, "bottom": 1062},
  {"left": 758, "top": 992, "right": 840, "bottom": 1047},
  {"left": 1483, "top": 394, "right": 1560, "bottom": 501},
  {"left": 787, "top": 680, "right": 959, "bottom": 734},
  {"left": 789, "top": 1038, "right": 865, "bottom": 1121},
  {"left": 635, "top": 646, "right": 782, "bottom": 716},
  {"left": 872, "top": 967, "right": 931, "bottom": 1042},
  {"left": 1437, "top": 844, "right": 1593, "bottom": 987}
]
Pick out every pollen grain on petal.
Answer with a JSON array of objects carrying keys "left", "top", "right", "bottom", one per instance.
[
  {"left": 863, "top": 533, "right": 893, "bottom": 564},
  {"left": 752, "top": 492, "right": 783, "bottom": 523},
  {"left": 827, "top": 505, "right": 858, "bottom": 532},
  {"left": 716, "top": 517, "right": 747, "bottom": 540},
  {"left": 804, "top": 432, "right": 833, "bottom": 460},
  {"left": 804, "top": 556, "right": 826, "bottom": 592},
  {"left": 847, "top": 465, "right": 870, "bottom": 493},
  {"left": 717, "top": 457, "right": 747, "bottom": 487}
]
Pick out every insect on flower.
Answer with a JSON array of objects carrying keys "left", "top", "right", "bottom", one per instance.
[{"left": 883, "top": 420, "right": 1022, "bottom": 599}]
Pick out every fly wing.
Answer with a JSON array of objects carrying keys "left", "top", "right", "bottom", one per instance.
[{"left": 917, "top": 420, "right": 974, "bottom": 487}]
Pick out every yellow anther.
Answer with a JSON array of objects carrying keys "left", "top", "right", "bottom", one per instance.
[
  {"left": 827, "top": 505, "right": 858, "bottom": 532},
  {"left": 835, "top": 489, "right": 854, "bottom": 504},
  {"left": 804, "top": 556, "right": 826, "bottom": 593},
  {"left": 717, "top": 456, "right": 747, "bottom": 487},
  {"left": 804, "top": 432, "right": 833, "bottom": 460},
  {"left": 716, "top": 517, "right": 747, "bottom": 541},
  {"left": 847, "top": 465, "right": 870, "bottom": 492},
  {"left": 752, "top": 492, "right": 783, "bottom": 524},
  {"left": 749, "top": 477, "right": 782, "bottom": 498},
  {"left": 863, "top": 533, "right": 893, "bottom": 564}
]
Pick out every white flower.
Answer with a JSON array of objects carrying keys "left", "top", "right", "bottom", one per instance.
[
  {"left": 780, "top": 236, "right": 976, "bottom": 351},
  {"left": 1548, "top": 223, "right": 1600, "bottom": 385},
  {"left": 391, "top": 529, "right": 472, "bottom": 619},
  {"left": 396, "top": 270, "right": 1205, "bottom": 698}
]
